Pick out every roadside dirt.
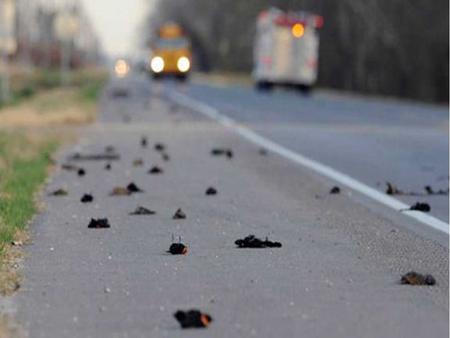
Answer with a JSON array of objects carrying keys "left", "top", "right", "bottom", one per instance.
[
  {"left": 0, "top": 314, "right": 24, "bottom": 338},
  {"left": 0, "top": 88, "right": 96, "bottom": 128}
]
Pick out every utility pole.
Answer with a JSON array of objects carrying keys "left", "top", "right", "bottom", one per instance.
[
  {"left": 54, "top": 3, "right": 79, "bottom": 86},
  {"left": 60, "top": 38, "right": 69, "bottom": 85},
  {"left": 0, "top": 0, "right": 12, "bottom": 103},
  {"left": 0, "top": 43, "right": 10, "bottom": 103},
  {"left": 59, "top": 0, "right": 69, "bottom": 86},
  {"left": 17, "top": 0, "right": 33, "bottom": 74}
]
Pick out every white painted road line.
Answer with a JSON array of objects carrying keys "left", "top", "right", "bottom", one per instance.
[{"left": 169, "top": 90, "right": 449, "bottom": 235}]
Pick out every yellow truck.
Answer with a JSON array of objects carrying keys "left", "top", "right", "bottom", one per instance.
[{"left": 150, "top": 23, "right": 192, "bottom": 80}]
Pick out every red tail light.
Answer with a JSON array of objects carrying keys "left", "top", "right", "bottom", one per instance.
[
  {"left": 258, "top": 10, "right": 268, "bottom": 20},
  {"left": 314, "top": 15, "right": 324, "bottom": 29},
  {"left": 275, "top": 15, "right": 306, "bottom": 27}
]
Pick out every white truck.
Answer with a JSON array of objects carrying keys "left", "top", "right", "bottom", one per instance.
[{"left": 253, "top": 8, "right": 323, "bottom": 92}]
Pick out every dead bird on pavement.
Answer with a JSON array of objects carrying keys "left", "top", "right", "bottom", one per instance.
[
  {"left": 205, "top": 187, "right": 217, "bottom": 196},
  {"left": 133, "top": 158, "right": 144, "bottom": 167},
  {"left": 385, "top": 182, "right": 445, "bottom": 197},
  {"left": 105, "top": 145, "right": 116, "bottom": 153},
  {"left": 129, "top": 206, "right": 156, "bottom": 215},
  {"left": 11, "top": 240, "right": 23, "bottom": 247},
  {"left": 81, "top": 194, "right": 94, "bottom": 203},
  {"left": 69, "top": 152, "right": 120, "bottom": 162},
  {"left": 173, "top": 208, "right": 186, "bottom": 219},
  {"left": 154, "top": 143, "right": 166, "bottom": 152},
  {"left": 141, "top": 136, "right": 148, "bottom": 148},
  {"left": 424, "top": 186, "right": 434, "bottom": 194},
  {"left": 88, "top": 218, "right": 111, "bottom": 229},
  {"left": 425, "top": 185, "right": 449, "bottom": 195},
  {"left": 211, "top": 148, "right": 226, "bottom": 156},
  {"left": 110, "top": 187, "right": 131, "bottom": 196},
  {"left": 127, "top": 182, "right": 144, "bottom": 193},
  {"left": 167, "top": 235, "right": 188, "bottom": 255},
  {"left": 168, "top": 243, "right": 188, "bottom": 255},
  {"left": 161, "top": 153, "right": 170, "bottom": 162},
  {"left": 235, "top": 235, "right": 282, "bottom": 248},
  {"left": 330, "top": 186, "right": 341, "bottom": 194},
  {"left": 401, "top": 202, "right": 431, "bottom": 213},
  {"left": 61, "top": 163, "right": 79, "bottom": 172},
  {"left": 48, "top": 189, "right": 68, "bottom": 196},
  {"left": 77, "top": 168, "right": 86, "bottom": 177},
  {"left": 174, "top": 310, "right": 212, "bottom": 329},
  {"left": 211, "top": 148, "right": 233, "bottom": 159},
  {"left": 386, "top": 182, "right": 403, "bottom": 195},
  {"left": 109, "top": 182, "right": 143, "bottom": 196},
  {"left": 401, "top": 271, "right": 436, "bottom": 286},
  {"left": 148, "top": 166, "right": 163, "bottom": 175}
]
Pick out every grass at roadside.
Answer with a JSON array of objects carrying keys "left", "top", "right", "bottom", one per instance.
[
  {"left": 0, "top": 70, "right": 106, "bottom": 127},
  {"left": 0, "top": 133, "right": 57, "bottom": 248},
  {"left": 0, "top": 68, "right": 106, "bottom": 296},
  {"left": 0, "top": 67, "right": 106, "bottom": 109},
  {"left": 0, "top": 132, "right": 57, "bottom": 295}
]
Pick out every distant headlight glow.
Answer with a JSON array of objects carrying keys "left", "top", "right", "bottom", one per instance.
[
  {"left": 177, "top": 56, "right": 190, "bottom": 73},
  {"left": 114, "top": 59, "right": 130, "bottom": 77},
  {"left": 151, "top": 56, "right": 165, "bottom": 73}
]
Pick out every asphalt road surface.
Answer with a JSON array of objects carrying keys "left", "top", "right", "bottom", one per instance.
[
  {"left": 178, "top": 79, "right": 450, "bottom": 223},
  {"left": 13, "top": 75, "right": 449, "bottom": 338}
]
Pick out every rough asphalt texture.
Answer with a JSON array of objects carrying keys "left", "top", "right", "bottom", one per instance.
[{"left": 13, "top": 76, "right": 449, "bottom": 337}]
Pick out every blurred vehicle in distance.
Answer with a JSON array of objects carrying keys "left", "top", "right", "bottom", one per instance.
[
  {"left": 114, "top": 58, "right": 130, "bottom": 78},
  {"left": 149, "top": 23, "right": 192, "bottom": 81},
  {"left": 253, "top": 8, "right": 323, "bottom": 93}
]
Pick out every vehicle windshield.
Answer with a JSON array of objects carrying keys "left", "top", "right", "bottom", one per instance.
[{"left": 155, "top": 38, "right": 189, "bottom": 49}]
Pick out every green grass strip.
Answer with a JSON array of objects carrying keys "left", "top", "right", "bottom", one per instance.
[{"left": 0, "top": 134, "right": 57, "bottom": 256}]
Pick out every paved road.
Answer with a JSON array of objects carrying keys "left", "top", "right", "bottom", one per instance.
[
  {"left": 13, "top": 75, "right": 449, "bottom": 338},
  {"left": 175, "top": 80, "right": 450, "bottom": 223}
]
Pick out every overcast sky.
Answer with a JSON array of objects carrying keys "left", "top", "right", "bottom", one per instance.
[{"left": 80, "top": 0, "right": 153, "bottom": 56}]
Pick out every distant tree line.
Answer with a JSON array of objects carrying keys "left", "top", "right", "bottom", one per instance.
[
  {"left": 146, "top": 0, "right": 449, "bottom": 102},
  {"left": 13, "top": 0, "right": 102, "bottom": 69}
]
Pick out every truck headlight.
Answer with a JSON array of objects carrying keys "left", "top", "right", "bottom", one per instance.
[
  {"left": 151, "top": 56, "right": 164, "bottom": 73},
  {"left": 177, "top": 57, "right": 190, "bottom": 73}
]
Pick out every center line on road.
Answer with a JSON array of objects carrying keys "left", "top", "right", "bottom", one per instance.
[{"left": 169, "top": 90, "right": 449, "bottom": 235}]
